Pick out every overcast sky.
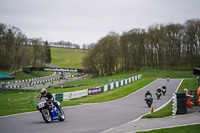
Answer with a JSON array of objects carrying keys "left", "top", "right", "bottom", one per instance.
[{"left": 0, "top": 0, "right": 200, "bottom": 46}]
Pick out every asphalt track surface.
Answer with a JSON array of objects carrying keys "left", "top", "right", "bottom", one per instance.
[{"left": 0, "top": 78, "right": 182, "bottom": 133}]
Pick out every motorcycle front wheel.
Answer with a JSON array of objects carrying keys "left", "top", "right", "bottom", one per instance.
[
  {"left": 147, "top": 101, "right": 152, "bottom": 107},
  {"left": 42, "top": 109, "right": 51, "bottom": 123},
  {"left": 59, "top": 108, "right": 65, "bottom": 121}
]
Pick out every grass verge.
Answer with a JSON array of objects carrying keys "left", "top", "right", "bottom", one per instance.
[{"left": 136, "top": 124, "right": 200, "bottom": 133}]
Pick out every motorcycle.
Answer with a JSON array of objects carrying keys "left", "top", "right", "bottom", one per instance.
[
  {"left": 145, "top": 95, "right": 153, "bottom": 107},
  {"left": 166, "top": 76, "right": 170, "bottom": 82},
  {"left": 156, "top": 91, "right": 162, "bottom": 99},
  {"left": 162, "top": 86, "right": 166, "bottom": 95},
  {"left": 37, "top": 97, "right": 65, "bottom": 123}
]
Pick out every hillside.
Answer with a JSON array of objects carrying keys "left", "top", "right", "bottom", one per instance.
[{"left": 50, "top": 47, "right": 87, "bottom": 69}]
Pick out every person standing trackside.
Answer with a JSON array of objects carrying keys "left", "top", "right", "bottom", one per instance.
[{"left": 197, "top": 86, "right": 200, "bottom": 105}]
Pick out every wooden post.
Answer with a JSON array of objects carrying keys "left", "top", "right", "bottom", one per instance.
[
  {"left": 8, "top": 99, "right": 10, "bottom": 110},
  {"left": 193, "top": 75, "right": 195, "bottom": 97},
  {"left": 28, "top": 95, "right": 30, "bottom": 108}
]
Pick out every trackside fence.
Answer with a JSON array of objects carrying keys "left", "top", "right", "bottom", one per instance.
[
  {"left": 8, "top": 95, "right": 31, "bottom": 110},
  {"left": 45, "top": 74, "right": 142, "bottom": 103}
]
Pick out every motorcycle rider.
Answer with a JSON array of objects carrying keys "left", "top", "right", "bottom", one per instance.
[
  {"left": 162, "top": 86, "right": 166, "bottom": 89},
  {"left": 162, "top": 86, "right": 166, "bottom": 94},
  {"left": 145, "top": 90, "right": 153, "bottom": 105},
  {"left": 145, "top": 90, "right": 152, "bottom": 97},
  {"left": 156, "top": 87, "right": 162, "bottom": 93},
  {"left": 40, "top": 88, "right": 61, "bottom": 111},
  {"left": 166, "top": 75, "right": 170, "bottom": 82}
]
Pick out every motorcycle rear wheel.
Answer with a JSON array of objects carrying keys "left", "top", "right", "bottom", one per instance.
[
  {"left": 163, "top": 91, "right": 166, "bottom": 95},
  {"left": 157, "top": 94, "right": 161, "bottom": 99},
  {"left": 42, "top": 110, "right": 51, "bottom": 123}
]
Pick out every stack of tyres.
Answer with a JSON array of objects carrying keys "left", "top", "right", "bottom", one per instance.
[{"left": 176, "top": 92, "right": 187, "bottom": 114}]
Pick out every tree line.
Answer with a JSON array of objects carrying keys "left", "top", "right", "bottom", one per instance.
[
  {"left": 0, "top": 23, "right": 52, "bottom": 74},
  {"left": 82, "top": 18, "right": 200, "bottom": 76},
  {"left": 50, "top": 40, "right": 81, "bottom": 49}
]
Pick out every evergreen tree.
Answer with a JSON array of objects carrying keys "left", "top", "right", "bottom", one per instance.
[{"left": 45, "top": 40, "right": 52, "bottom": 63}]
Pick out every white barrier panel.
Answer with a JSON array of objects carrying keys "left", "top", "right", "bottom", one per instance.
[
  {"left": 69, "top": 89, "right": 88, "bottom": 99},
  {"left": 63, "top": 92, "right": 70, "bottom": 101},
  {"left": 132, "top": 77, "right": 135, "bottom": 81},
  {"left": 135, "top": 76, "right": 138, "bottom": 80},
  {"left": 110, "top": 83, "right": 114, "bottom": 90},
  {"left": 125, "top": 79, "right": 127, "bottom": 85},
  {"left": 129, "top": 78, "right": 131, "bottom": 83},
  {"left": 115, "top": 82, "right": 119, "bottom": 88},
  {"left": 139, "top": 74, "right": 142, "bottom": 79},
  {"left": 104, "top": 85, "right": 108, "bottom": 92},
  {"left": 121, "top": 80, "right": 124, "bottom": 86}
]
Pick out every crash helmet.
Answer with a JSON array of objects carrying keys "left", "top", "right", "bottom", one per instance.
[
  {"left": 41, "top": 88, "right": 47, "bottom": 96},
  {"left": 146, "top": 90, "right": 150, "bottom": 93}
]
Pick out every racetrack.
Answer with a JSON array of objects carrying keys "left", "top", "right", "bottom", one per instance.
[{"left": 0, "top": 79, "right": 182, "bottom": 133}]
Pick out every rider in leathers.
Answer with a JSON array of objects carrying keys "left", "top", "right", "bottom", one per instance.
[{"left": 39, "top": 88, "right": 61, "bottom": 111}]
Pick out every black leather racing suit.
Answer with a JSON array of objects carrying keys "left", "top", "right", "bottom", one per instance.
[{"left": 40, "top": 92, "right": 60, "bottom": 110}]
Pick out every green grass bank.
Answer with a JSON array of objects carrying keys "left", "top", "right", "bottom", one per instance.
[{"left": 51, "top": 47, "right": 86, "bottom": 68}]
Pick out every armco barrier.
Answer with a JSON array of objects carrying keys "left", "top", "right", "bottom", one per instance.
[
  {"left": 55, "top": 93, "right": 63, "bottom": 102},
  {"left": 110, "top": 83, "right": 114, "bottom": 90},
  {"left": 104, "top": 85, "right": 108, "bottom": 92},
  {"left": 69, "top": 89, "right": 88, "bottom": 100},
  {"left": 63, "top": 92, "right": 70, "bottom": 101},
  {"left": 88, "top": 88, "right": 101, "bottom": 95},
  {"left": 100, "top": 86, "right": 104, "bottom": 92},
  {"left": 119, "top": 81, "right": 121, "bottom": 87},
  {"left": 51, "top": 74, "right": 142, "bottom": 102},
  {"left": 108, "top": 84, "right": 111, "bottom": 91},
  {"left": 6, "top": 72, "right": 56, "bottom": 85},
  {"left": 121, "top": 80, "right": 123, "bottom": 86}
]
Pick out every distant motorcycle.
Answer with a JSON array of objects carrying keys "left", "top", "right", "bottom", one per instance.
[
  {"left": 166, "top": 76, "right": 170, "bottom": 82},
  {"left": 162, "top": 86, "right": 166, "bottom": 95},
  {"left": 37, "top": 97, "right": 65, "bottom": 123},
  {"left": 145, "top": 95, "right": 153, "bottom": 107},
  {"left": 156, "top": 91, "right": 162, "bottom": 99}
]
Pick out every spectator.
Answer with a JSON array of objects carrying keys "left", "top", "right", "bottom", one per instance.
[
  {"left": 184, "top": 88, "right": 194, "bottom": 107},
  {"left": 198, "top": 86, "right": 200, "bottom": 105}
]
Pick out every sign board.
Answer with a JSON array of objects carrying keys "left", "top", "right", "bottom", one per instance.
[
  {"left": 23, "top": 67, "right": 89, "bottom": 73},
  {"left": 88, "top": 88, "right": 101, "bottom": 95},
  {"left": 69, "top": 89, "right": 88, "bottom": 99}
]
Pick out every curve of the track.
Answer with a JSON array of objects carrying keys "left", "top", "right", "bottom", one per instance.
[{"left": 0, "top": 79, "right": 182, "bottom": 133}]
